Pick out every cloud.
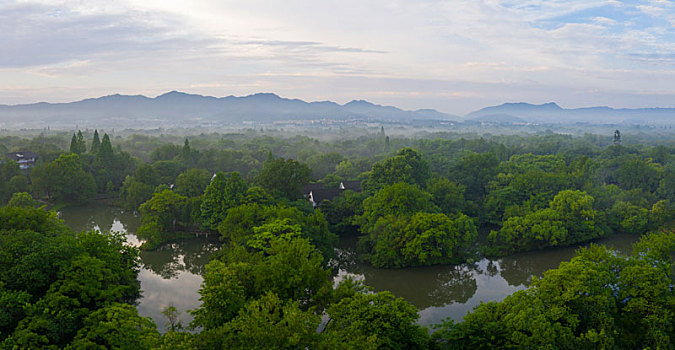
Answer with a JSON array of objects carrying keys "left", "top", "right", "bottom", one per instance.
[
  {"left": 0, "top": 2, "right": 186, "bottom": 67},
  {"left": 2, "top": 0, "right": 675, "bottom": 114}
]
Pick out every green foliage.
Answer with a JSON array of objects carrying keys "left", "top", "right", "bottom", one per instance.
[
  {"left": 323, "top": 291, "right": 429, "bottom": 350},
  {"left": 357, "top": 182, "right": 437, "bottom": 233},
  {"left": 617, "top": 157, "right": 662, "bottom": 193},
  {"left": 66, "top": 303, "right": 159, "bottom": 350},
  {"left": 152, "top": 160, "right": 186, "bottom": 185},
  {"left": 0, "top": 205, "right": 144, "bottom": 348},
  {"left": 307, "top": 152, "right": 345, "bottom": 180},
  {"left": 218, "top": 203, "right": 337, "bottom": 261},
  {"left": 0, "top": 282, "right": 30, "bottom": 340},
  {"left": 174, "top": 168, "right": 210, "bottom": 197},
  {"left": 367, "top": 148, "right": 431, "bottom": 191},
  {"left": 609, "top": 201, "right": 649, "bottom": 234},
  {"left": 434, "top": 231, "right": 675, "bottom": 349},
  {"left": 321, "top": 190, "right": 366, "bottom": 235},
  {"left": 191, "top": 226, "right": 332, "bottom": 334},
  {"left": 488, "top": 190, "right": 603, "bottom": 254},
  {"left": 69, "top": 131, "right": 86, "bottom": 155},
  {"left": 137, "top": 189, "right": 188, "bottom": 248},
  {"left": 200, "top": 171, "right": 248, "bottom": 230},
  {"left": 427, "top": 177, "right": 467, "bottom": 215},
  {"left": 32, "top": 153, "right": 96, "bottom": 203},
  {"left": 89, "top": 135, "right": 134, "bottom": 194},
  {"left": 449, "top": 152, "right": 499, "bottom": 201},
  {"left": 205, "top": 292, "right": 320, "bottom": 350},
  {"left": 90, "top": 130, "right": 101, "bottom": 154},
  {"left": 179, "top": 138, "right": 198, "bottom": 165},
  {"left": 359, "top": 212, "right": 477, "bottom": 268},
  {"left": 649, "top": 200, "right": 675, "bottom": 229},
  {"left": 150, "top": 143, "right": 182, "bottom": 162},
  {"left": 0, "top": 162, "right": 23, "bottom": 204},
  {"left": 99, "top": 133, "right": 114, "bottom": 158},
  {"left": 7, "top": 192, "right": 36, "bottom": 208},
  {"left": 120, "top": 164, "right": 159, "bottom": 210},
  {"left": 256, "top": 156, "right": 311, "bottom": 199}
]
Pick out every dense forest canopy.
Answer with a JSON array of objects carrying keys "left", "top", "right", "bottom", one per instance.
[{"left": 1, "top": 126, "right": 674, "bottom": 348}]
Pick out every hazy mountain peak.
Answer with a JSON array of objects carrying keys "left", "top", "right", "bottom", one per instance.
[
  {"left": 344, "top": 99, "right": 376, "bottom": 107},
  {"left": 246, "top": 92, "right": 282, "bottom": 100},
  {"left": 155, "top": 90, "right": 208, "bottom": 100},
  {"left": 498, "top": 102, "right": 562, "bottom": 109}
]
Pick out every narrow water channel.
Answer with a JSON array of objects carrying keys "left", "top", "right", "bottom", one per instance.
[{"left": 59, "top": 204, "right": 639, "bottom": 332}]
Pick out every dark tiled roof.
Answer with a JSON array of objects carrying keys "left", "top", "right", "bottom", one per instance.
[
  {"left": 310, "top": 188, "right": 343, "bottom": 203},
  {"left": 5, "top": 151, "right": 38, "bottom": 161},
  {"left": 302, "top": 183, "right": 327, "bottom": 194},
  {"left": 304, "top": 180, "right": 363, "bottom": 206},
  {"left": 340, "top": 180, "right": 362, "bottom": 192}
]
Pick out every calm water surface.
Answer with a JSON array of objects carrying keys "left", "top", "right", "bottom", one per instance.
[
  {"left": 59, "top": 204, "right": 220, "bottom": 332},
  {"left": 60, "top": 204, "right": 639, "bottom": 331}
]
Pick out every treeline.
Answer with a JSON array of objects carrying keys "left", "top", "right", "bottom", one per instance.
[
  {"left": 1, "top": 199, "right": 672, "bottom": 348},
  {"left": 2, "top": 130, "right": 675, "bottom": 259}
]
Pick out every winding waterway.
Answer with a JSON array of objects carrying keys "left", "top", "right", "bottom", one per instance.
[{"left": 59, "top": 204, "right": 638, "bottom": 332}]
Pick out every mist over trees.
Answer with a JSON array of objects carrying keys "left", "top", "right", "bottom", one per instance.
[{"left": 1, "top": 126, "right": 674, "bottom": 348}]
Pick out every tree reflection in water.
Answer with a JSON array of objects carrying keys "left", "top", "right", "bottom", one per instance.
[
  {"left": 140, "top": 239, "right": 220, "bottom": 278},
  {"left": 60, "top": 205, "right": 640, "bottom": 331}
]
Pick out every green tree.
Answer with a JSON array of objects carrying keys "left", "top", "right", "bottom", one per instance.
[
  {"left": 69, "top": 130, "right": 86, "bottom": 154},
  {"left": 0, "top": 161, "right": 22, "bottom": 203},
  {"left": 137, "top": 189, "right": 188, "bottom": 247},
  {"left": 67, "top": 303, "right": 160, "bottom": 350},
  {"left": 617, "top": 157, "right": 662, "bottom": 193},
  {"left": 427, "top": 177, "right": 466, "bottom": 215},
  {"left": 200, "top": 172, "right": 248, "bottom": 231},
  {"left": 34, "top": 153, "right": 96, "bottom": 203},
  {"left": 7, "top": 192, "right": 37, "bottom": 208},
  {"left": 609, "top": 201, "right": 649, "bottom": 234},
  {"left": 90, "top": 129, "right": 101, "bottom": 154},
  {"left": 191, "top": 226, "right": 331, "bottom": 332},
  {"left": 450, "top": 152, "right": 499, "bottom": 201},
  {"left": 488, "top": 190, "right": 603, "bottom": 254},
  {"left": 202, "top": 292, "right": 320, "bottom": 350},
  {"left": 367, "top": 148, "right": 431, "bottom": 191},
  {"left": 174, "top": 168, "right": 210, "bottom": 197},
  {"left": 359, "top": 212, "right": 477, "bottom": 268},
  {"left": 256, "top": 156, "right": 311, "bottom": 199},
  {"left": 99, "top": 133, "right": 114, "bottom": 159},
  {"left": 356, "top": 182, "right": 437, "bottom": 233},
  {"left": 434, "top": 231, "right": 675, "bottom": 349},
  {"left": 323, "top": 291, "right": 429, "bottom": 350},
  {"left": 0, "top": 206, "right": 144, "bottom": 348},
  {"left": 307, "top": 152, "right": 344, "bottom": 180},
  {"left": 401, "top": 212, "right": 477, "bottom": 266}
]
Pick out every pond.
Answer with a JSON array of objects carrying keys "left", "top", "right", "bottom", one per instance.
[
  {"left": 59, "top": 204, "right": 220, "bottom": 332},
  {"left": 59, "top": 204, "right": 639, "bottom": 331}
]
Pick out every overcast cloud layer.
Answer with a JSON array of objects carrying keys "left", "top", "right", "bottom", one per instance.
[{"left": 1, "top": 0, "right": 674, "bottom": 114}]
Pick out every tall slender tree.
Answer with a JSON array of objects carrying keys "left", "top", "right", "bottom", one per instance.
[
  {"left": 91, "top": 129, "right": 101, "bottom": 154},
  {"left": 99, "top": 133, "right": 114, "bottom": 158},
  {"left": 69, "top": 130, "right": 86, "bottom": 154}
]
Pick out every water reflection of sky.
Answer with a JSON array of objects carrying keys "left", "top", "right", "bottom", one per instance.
[
  {"left": 137, "top": 268, "right": 204, "bottom": 332},
  {"left": 337, "top": 233, "right": 639, "bottom": 327},
  {"left": 59, "top": 204, "right": 215, "bottom": 332},
  {"left": 60, "top": 204, "right": 640, "bottom": 332},
  {"left": 416, "top": 259, "right": 524, "bottom": 326}
]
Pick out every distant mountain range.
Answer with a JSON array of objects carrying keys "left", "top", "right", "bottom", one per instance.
[
  {"left": 1, "top": 92, "right": 674, "bottom": 129},
  {"left": 467, "top": 102, "right": 675, "bottom": 124},
  {"left": 0, "top": 91, "right": 459, "bottom": 128}
]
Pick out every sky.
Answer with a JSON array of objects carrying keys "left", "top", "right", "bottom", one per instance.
[{"left": 1, "top": 0, "right": 674, "bottom": 115}]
